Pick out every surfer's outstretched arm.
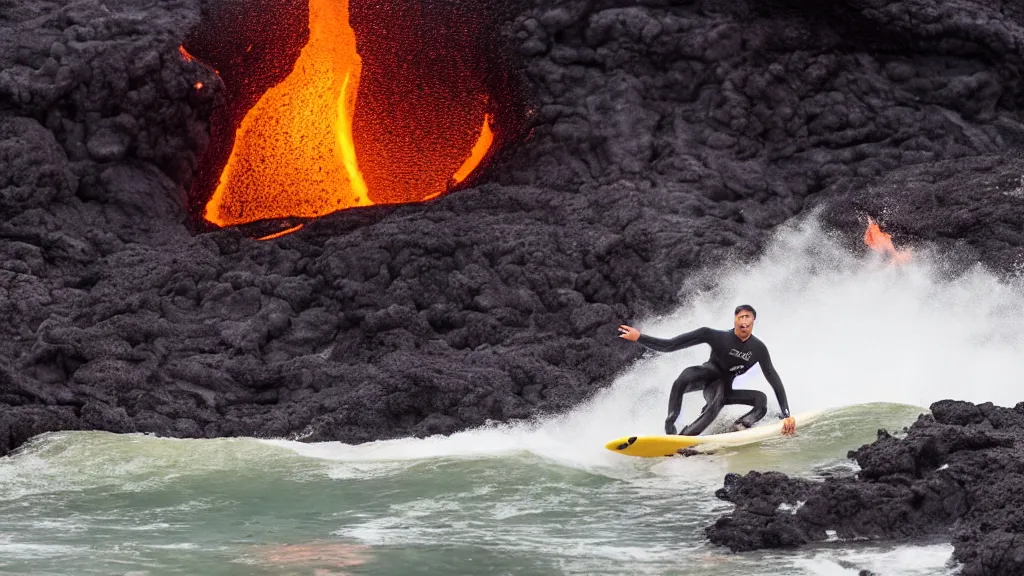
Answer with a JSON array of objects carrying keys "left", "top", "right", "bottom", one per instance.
[
  {"left": 618, "top": 326, "right": 712, "bottom": 352},
  {"left": 758, "top": 344, "right": 791, "bottom": 419}
]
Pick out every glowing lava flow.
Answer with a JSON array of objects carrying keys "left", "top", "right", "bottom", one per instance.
[
  {"left": 864, "top": 217, "right": 911, "bottom": 263},
  {"left": 200, "top": 0, "right": 497, "bottom": 229},
  {"left": 203, "top": 0, "right": 370, "bottom": 227},
  {"left": 422, "top": 113, "right": 494, "bottom": 201},
  {"left": 452, "top": 114, "right": 494, "bottom": 185}
]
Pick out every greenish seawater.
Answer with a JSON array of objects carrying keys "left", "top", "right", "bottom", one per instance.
[{"left": 0, "top": 403, "right": 958, "bottom": 576}]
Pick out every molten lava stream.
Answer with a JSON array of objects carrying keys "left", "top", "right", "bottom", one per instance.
[
  {"left": 204, "top": 0, "right": 367, "bottom": 227},
  {"left": 452, "top": 113, "right": 494, "bottom": 185},
  {"left": 421, "top": 113, "right": 494, "bottom": 201},
  {"left": 203, "top": 0, "right": 496, "bottom": 228}
]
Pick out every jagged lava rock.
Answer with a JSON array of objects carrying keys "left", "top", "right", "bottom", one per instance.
[{"left": 706, "top": 400, "right": 1024, "bottom": 576}]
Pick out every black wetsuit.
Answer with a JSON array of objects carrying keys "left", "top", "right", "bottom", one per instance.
[{"left": 638, "top": 327, "right": 791, "bottom": 435}]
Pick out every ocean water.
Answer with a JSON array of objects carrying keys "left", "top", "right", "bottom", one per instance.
[{"left": 3, "top": 215, "right": 1018, "bottom": 576}]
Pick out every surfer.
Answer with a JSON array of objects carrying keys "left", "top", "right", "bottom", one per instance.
[{"left": 617, "top": 305, "right": 796, "bottom": 437}]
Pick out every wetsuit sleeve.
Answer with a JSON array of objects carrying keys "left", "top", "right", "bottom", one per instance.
[
  {"left": 759, "top": 343, "right": 791, "bottom": 418},
  {"left": 636, "top": 327, "right": 712, "bottom": 353}
]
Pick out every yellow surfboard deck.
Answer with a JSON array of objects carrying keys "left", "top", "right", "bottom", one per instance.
[{"left": 605, "top": 410, "right": 825, "bottom": 458}]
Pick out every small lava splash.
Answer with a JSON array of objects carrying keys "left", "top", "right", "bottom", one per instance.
[{"left": 864, "top": 217, "right": 911, "bottom": 263}]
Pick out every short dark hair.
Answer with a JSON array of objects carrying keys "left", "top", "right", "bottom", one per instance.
[{"left": 734, "top": 304, "right": 756, "bottom": 318}]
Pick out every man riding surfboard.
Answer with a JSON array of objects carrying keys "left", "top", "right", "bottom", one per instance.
[{"left": 618, "top": 305, "right": 797, "bottom": 437}]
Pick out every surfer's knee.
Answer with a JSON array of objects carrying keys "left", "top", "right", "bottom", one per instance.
[
  {"left": 678, "top": 365, "right": 704, "bottom": 382},
  {"left": 738, "top": 392, "right": 768, "bottom": 425},
  {"left": 753, "top": 391, "right": 768, "bottom": 415},
  {"left": 672, "top": 367, "right": 707, "bottom": 396}
]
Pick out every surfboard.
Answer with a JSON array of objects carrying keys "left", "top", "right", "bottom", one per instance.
[{"left": 604, "top": 410, "right": 825, "bottom": 458}]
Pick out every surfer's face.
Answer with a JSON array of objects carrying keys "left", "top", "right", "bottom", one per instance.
[{"left": 734, "top": 311, "right": 754, "bottom": 340}]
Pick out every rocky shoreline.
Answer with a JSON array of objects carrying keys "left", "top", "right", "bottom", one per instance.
[{"left": 706, "top": 399, "right": 1024, "bottom": 576}]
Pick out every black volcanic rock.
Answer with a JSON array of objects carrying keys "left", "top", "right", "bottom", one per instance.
[
  {"left": 706, "top": 400, "right": 1024, "bottom": 576},
  {"left": 0, "top": 0, "right": 1023, "bottom": 459}
]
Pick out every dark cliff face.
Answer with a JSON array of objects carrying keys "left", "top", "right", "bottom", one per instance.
[{"left": 1, "top": 0, "right": 1022, "bottom": 456}]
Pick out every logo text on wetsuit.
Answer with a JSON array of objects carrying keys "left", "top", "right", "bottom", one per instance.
[{"left": 729, "top": 349, "right": 753, "bottom": 361}]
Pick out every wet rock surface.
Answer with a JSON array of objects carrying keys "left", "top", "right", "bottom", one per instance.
[
  {"left": 706, "top": 400, "right": 1024, "bottom": 576},
  {"left": 0, "top": 0, "right": 1022, "bottom": 475}
]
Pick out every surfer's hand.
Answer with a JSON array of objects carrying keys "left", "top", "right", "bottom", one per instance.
[
  {"left": 618, "top": 325, "right": 640, "bottom": 341},
  {"left": 781, "top": 417, "right": 796, "bottom": 436}
]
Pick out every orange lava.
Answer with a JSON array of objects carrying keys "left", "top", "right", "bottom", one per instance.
[
  {"left": 453, "top": 113, "right": 495, "bottom": 185},
  {"left": 179, "top": 45, "right": 196, "bottom": 62},
  {"left": 203, "top": 0, "right": 495, "bottom": 228},
  {"left": 864, "top": 217, "right": 911, "bottom": 262},
  {"left": 204, "top": 0, "right": 368, "bottom": 227}
]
